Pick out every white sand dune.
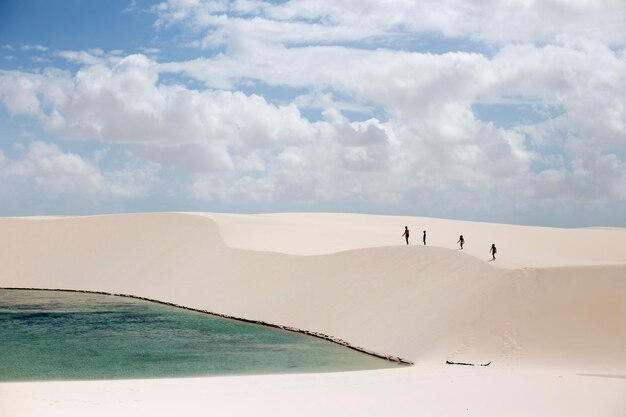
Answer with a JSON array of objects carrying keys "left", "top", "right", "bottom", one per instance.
[{"left": 1, "top": 212, "right": 625, "bottom": 416}]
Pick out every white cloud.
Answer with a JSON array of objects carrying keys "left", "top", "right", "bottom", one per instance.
[
  {"left": 1, "top": 54, "right": 317, "bottom": 155},
  {"left": 526, "top": 148, "right": 626, "bottom": 202},
  {"left": 134, "top": 142, "right": 235, "bottom": 172},
  {"left": 4, "top": 41, "right": 623, "bottom": 212},
  {"left": 0, "top": 142, "right": 160, "bottom": 198},
  {"left": 31, "top": 56, "right": 52, "bottom": 64},
  {"left": 57, "top": 49, "right": 109, "bottom": 65},
  {"left": 189, "top": 173, "right": 278, "bottom": 203},
  {"left": 154, "top": 0, "right": 626, "bottom": 47},
  {"left": 0, "top": 70, "right": 46, "bottom": 115},
  {"left": 137, "top": 47, "right": 161, "bottom": 55},
  {"left": 165, "top": 37, "right": 622, "bottom": 210},
  {"left": 21, "top": 44, "right": 49, "bottom": 52},
  {"left": 0, "top": 0, "right": 624, "bottom": 224}
]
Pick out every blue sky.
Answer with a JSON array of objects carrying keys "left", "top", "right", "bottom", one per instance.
[{"left": 1, "top": 0, "right": 625, "bottom": 226}]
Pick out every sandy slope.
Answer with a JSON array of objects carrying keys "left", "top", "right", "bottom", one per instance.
[
  {"left": 1, "top": 212, "right": 625, "bottom": 416},
  {"left": 201, "top": 212, "right": 626, "bottom": 266}
]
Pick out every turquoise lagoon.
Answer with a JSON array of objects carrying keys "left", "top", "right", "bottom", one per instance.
[{"left": 0, "top": 289, "right": 399, "bottom": 381}]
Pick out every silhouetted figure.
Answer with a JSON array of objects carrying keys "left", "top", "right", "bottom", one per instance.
[
  {"left": 423, "top": 230, "right": 426, "bottom": 245},
  {"left": 490, "top": 244, "right": 497, "bottom": 260},
  {"left": 402, "top": 226, "right": 410, "bottom": 245},
  {"left": 457, "top": 235, "right": 464, "bottom": 250}
]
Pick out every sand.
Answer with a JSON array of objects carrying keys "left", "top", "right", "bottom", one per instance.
[{"left": 1, "top": 212, "right": 625, "bottom": 416}]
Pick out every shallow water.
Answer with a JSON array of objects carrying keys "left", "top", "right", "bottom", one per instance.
[{"left": 0, "top": 289, "right": 399, "bottom": 381}]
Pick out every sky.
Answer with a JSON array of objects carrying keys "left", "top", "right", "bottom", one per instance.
[{"left": 0, "top": 0, "right": 625, "bottom": 227}]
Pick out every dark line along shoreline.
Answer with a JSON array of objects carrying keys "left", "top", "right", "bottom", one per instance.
[{"left": 1, "top": 287, "right": 414, "bottom": 366}]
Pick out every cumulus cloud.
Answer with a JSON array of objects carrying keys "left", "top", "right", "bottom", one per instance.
[
  {"left": 2, "top": 39, "right": 623, "bottom": 214},
  {"left": 526, "top": 143, "right": 626, "bottom": 201},
  {"left": 0, "top": 70, "right": 49, "bottom": 115},
  {"left": 0, "top": 53, "right": 321, "bottom": 169},
  {"left": 0, "top": 0, "right": 624, "bottom": 224},
  {"left": 0, "top": 142, "right": 159, "bottom": 198}
]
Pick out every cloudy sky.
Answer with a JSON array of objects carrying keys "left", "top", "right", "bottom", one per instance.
[{"left": 1, "top": 0, "right": 625, "bottom": 226}]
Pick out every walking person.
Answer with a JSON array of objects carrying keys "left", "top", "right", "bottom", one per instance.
[
  {"left": 402, "top": 226, "right": 410, "bottom": 245},
  {"left": 423, "top": 230, "right": 426, "bottom": 245},
  {"left": 490, "top": 244, "right": 497, "bottom": 260},
  {"left": 457, "top": 235, "right": 464, "bottom": 250}
]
